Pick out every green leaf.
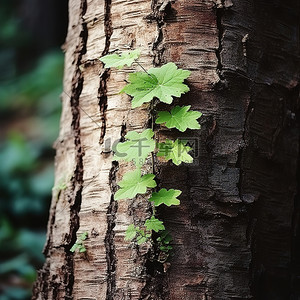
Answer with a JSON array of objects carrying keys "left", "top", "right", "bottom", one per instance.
[
  {"left": 70, "top": 244, "right": 78, "bottom": 252},
  {"left": 125, "top": 224, "right": 137, "bottom": 241},
  {"left": 114, "top": 169, "right": 157, "bottom": 200},
  {"left": 79, "top": 246, "right": 86, "bottom": 253},
  {"left": 99, "top": 49, "right": 141, "bottom": 69},
  {"left": 158, "top": 231, "right": 173, "bottom": 244},
  {"left": 121, "top": 62, "right": 191, "bottom": 108},
  {"left": 137, "top": 235, "right": 148, "bottom": 245},
  {"left": 79, "top": 232, "right": 88, "bottom": 241},
  {"left": 157, "top": 139, "right": 193, "bottom": 166},
  {"left": 114, "top": 129, "right": 155, "bottom": 166},
  {"left": 156, "top": 105, "right": 202, "bottom": 132},
  {"left": 149, "top": 188, "right": 181, "bottom": 206},
  {"left": 159, "top": 245, "right": 173, "bottom": 252},
  {"left": 144, "top": 216, "right": 165, "bottom": 232}
]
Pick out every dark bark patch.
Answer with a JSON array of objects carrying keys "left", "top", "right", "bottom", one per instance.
[
  {"left": 105, "top": 161, "right": 119, "bottom": 300},
  {"left": 98, "top": 0, "right": 113, "bottom": 145}
]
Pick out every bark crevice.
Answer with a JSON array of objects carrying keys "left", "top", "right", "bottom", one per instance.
[
  {"left": 105, "top": 161, "right": 119, "bottom": 300},
  {"left": 150, "top": 0, "right": 169, "bottom": 66},
  {"left": 65, "top": 0, "right": 88, "bottom": 297},
  {"left": 97, "top": 1, "right": 118, "bottom": 299},
  {"left": 98, "top": 0, "right": 112, "bottom": 145}
]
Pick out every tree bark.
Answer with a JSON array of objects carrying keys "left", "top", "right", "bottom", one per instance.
[{"left": 33, "top": 0, "right": 300, "bottom": 299}]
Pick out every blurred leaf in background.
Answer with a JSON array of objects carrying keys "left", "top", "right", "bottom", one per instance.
[{"left": 0, "top": 0, "right": 67, "bottom": 298}]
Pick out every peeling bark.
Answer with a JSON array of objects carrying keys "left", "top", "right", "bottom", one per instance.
[{"left": 33, "top": 0, "right": 300, "bottom": 299}]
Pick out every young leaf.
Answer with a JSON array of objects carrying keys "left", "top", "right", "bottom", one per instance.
[
  {"left": 99, "top": 49, "right": 141, "bottom": 69},
  {"left": 159, "top": 245, "right": 173, "bottom": 252},
  {"left": 70, "top": 244, "right": 78, "bottom": 252},
  {"left": 137, "top": 235, "right": 148, "bottom": 245},
  {"left": 79, "top": 232, "right": 88, "bottom": 241},
  {"left": 79, "top": 246, "right": 86, "bottom": 253},
  {"left": 125, "top": 224, "right": 137, "bottom": 241},
  {"left": 156, "top": 105, "right": 202, "bottom": 132},
  {"left": 149, "top": 188, "right": 181, "bottom": 206},
  {"left": 114, "top": 169, "right": 157, "bottom": 200},
  {"left": 113, "top": 129, "right": 155, "bottom": 166},
  {"left": 145, "top": 216, "right": 165, "bottom": 232},
  {"left": 157, "top": 139, "right": 193, "bottom": 166},
  {"left": 158, "top": 231, "right": 173, "bottom": 244},
  {"left": 121, "top": 62, "right": 191, "bottom": 108}
]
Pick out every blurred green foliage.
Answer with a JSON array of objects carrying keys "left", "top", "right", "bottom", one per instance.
[
  {"left": 0, "top": 51, "right": 64, "bottom": 299},
  {"left": 0, "top": 1, "right": 65, "bottom": 298}
]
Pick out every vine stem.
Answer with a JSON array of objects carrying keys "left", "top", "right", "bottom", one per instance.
[
  {"left": 151, "top": 99, "right": 155, "bottom": 175},
  {"left": 135, "top": 61, "right": 157, "bottom": 81},
  {"left": 134, "top": 58, "right": 156, "bottom": 176},
  {"left": 135, "top": 61, "right": 150, "bottom": 74},
  {"left": 134, "top": 59, "right": 157, "bottom": 222}
]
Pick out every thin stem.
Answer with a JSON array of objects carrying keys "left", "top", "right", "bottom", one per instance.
[
  {"left": 152, "top": 205, "right": 156, "bottom": 215},
  {"left": 135, "top": 61, "right": 150, "bottom": 74},
  {"left": 150, "top": 99, "right": 155, "bottom": 175},
  {"left": 134, "top": 60, "right": 157, "bottom": 81}
]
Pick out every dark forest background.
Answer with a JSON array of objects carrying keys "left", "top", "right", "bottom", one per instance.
[{"left": 0, "top": 0, "right": 68, "bottom": 298}]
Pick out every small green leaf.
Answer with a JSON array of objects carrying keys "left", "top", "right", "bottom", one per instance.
[
  {"left": 160, "top": 245, "right": 173, "bottom": 252},
  {"left": 70, "top": 244, "right": 78, "bottom": 252},
  {"left": 160, "top": 231, "right": 172, "bottom": 244},
  {"left": 99, "top": 49, "right": 141, "bottom": 69},
  {"left": 121, "top": 62, "right": 191, "bottom": 108},
  {"left": 145, "top": 216, "right": 165, "bottom": 232},
  {"left": 79, "top": 232, "right": 88, "bottom": 241},
  {"left": 114, "top": 169, "right": 157, "bottom": 200},
  {"left": 125, "top": 224, "right": 137, "bottom": 241},
  {"left": 156, "top": 105, "right": 202, "bottom": 132},
  {"left": 79, "top": 246, "right": 86, "bottom": 253},
  {"left": 149, "top": 188, "right": 181, "bottom": 207},
  {"left": 114, "top": 129, "right": 155, "bottom": 166},
  {"left": 137, "top": 235, "right": 148, "bottom": 245},
  {"left": 157, "top": 139, "right": 193, "bottom": 166}
]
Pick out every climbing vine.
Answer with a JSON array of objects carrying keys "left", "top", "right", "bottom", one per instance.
[{"left": 99, "top": 50, "right": 202, "bottom": 258}]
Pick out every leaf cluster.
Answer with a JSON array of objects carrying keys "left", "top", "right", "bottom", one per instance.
[
  {"left": 157, "top": 139, "right": 193, "bottom": 166},
  {"left": 113, "top": 129, "right": 155, "bottom": 166},
  {"left": 70, "top": 232, "right": 88, "bottom": 253},
  {"left": 99, "top": 49, "right": 141, "bottom": 69},
  {"left": 99, "top": 50, "right": 202, "bottom": 256},
  {"left": 125, "top": 216, "right": 165, "bottom": 245}
]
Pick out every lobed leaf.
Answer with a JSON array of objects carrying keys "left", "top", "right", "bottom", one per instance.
[
  {"left": 157, "top": 139, "right": 193, "bottom": 166},
  {"left": 121, "top": 62, "right": 191, "bottom": 108},
  {"left": 156, "top": 105, "right": 202, "bottom": 132},
  {"left": 99, "top": 49, "right": 141, "bottom": 69},
  {"left": 114, "top": 169, "right": 157, "bottom": 200},
  {"left": 125, "top": 224, "right": 137, "bottom": 241},
  {"left": 144, "top": 216, "right": 165, "bottom": 232},
  {"left": 113, "top": 129, "right": 155, "bottom": 166},
  {"left": 149, "top": 188, "right": 181, "bottom": 206}
]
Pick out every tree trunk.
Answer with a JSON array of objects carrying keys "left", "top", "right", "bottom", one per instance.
[{"left": 32, "top": 0, "right": 300, "bottom": 299}]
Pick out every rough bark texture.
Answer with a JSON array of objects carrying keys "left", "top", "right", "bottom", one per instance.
[{"left": 33, "top": 0, "right": 300, "bottom": 299}]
